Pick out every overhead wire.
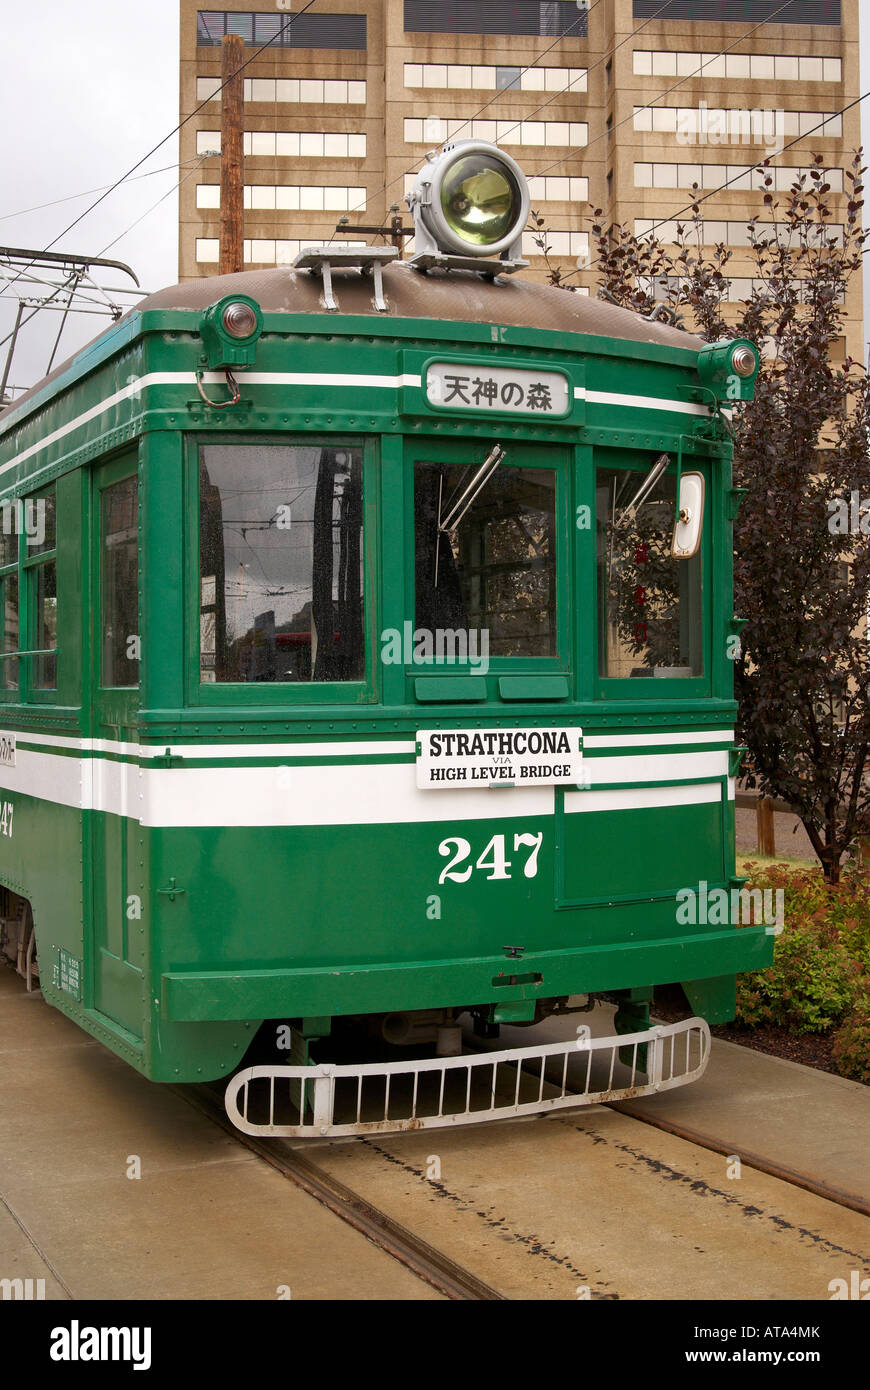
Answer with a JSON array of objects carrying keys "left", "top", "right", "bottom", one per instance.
[
  {"left": 338, "top": 0, "right": 674, "bottom": 228},
  {"left": 0, "top": 0, "right": 321, "bottom": 303}
]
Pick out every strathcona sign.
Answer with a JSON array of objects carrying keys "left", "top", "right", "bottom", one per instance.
[{"left": 416, "top": 727, "right": 583, "bottom": 788}]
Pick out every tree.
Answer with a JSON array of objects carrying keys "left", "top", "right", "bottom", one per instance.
[{"left": 535, "top": 153, "right": 870, "bottom": 881}]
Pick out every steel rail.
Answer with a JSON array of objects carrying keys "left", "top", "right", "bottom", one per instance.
[
  {"left": 181, "top": 1083, "right": 506, "bottom": 1301},
  {"left": 608, "top": 1100, "right": 870, "bottom": 1219}
]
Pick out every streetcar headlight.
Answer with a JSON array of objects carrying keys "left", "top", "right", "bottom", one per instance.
[
  {"left": 221, "top": 300, "right": 260, "bottom": 339},
  {"left": 697, "top": 338, "right": 759, "bottom": 402},
  {"left": 200, "top": 294, "right": 263, "bottom": 370},
  {"left": 407, "top": 140, "right": 530, "bottom": 262}
]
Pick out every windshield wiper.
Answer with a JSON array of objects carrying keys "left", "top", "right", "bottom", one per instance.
[
  {"left": 617, "top": 453, "right": 670, "bottom": 526},
  {"left": 435, "top": 444, "right": 506, "bottom": 586}
]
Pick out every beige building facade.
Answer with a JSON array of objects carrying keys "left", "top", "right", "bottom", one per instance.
[{"left": 179, "top": 0, "right": 861, "bottom": 354}]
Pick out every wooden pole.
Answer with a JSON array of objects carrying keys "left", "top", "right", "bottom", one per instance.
[
  {"left": 219, "top": 34, "right": 244, "bottom": 276},
  {"left": 757, "top": 796, "right": 776, "bottom": 857}
]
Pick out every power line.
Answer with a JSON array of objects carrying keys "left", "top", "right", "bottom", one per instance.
[
  {"left": 634, "top": 93, "right": 869, "bottom": 242},
  {"left": 558, "top": 91, "right": 869, "bottom": 288},
  {"left": 338, "top": 0, "right": 617, "bottom": 225},
  {"left": 535, "top": 0, "right": 799, "bottom": 180},
  {"left": 0, "top": 0, "right": 321, "bottom": 303},
  {"left": 97, "top": 154, "right": 212, "bottom": 259},
  {"left": 0, "top": 159, "right": 206, "bottom": 225},
  {"left": 0, "top": 156, "right": 212, "bottom": 356}
]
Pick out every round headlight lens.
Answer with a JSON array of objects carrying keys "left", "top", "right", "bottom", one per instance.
[
  {"left": 222, "top": 301, "right": 259, "bottom": 339},
  {"left": 731, "top": 345, "right": 757, "bottom": 377},
  {"left": 439, "top": 154, "right": 521, "bottom": 247}
]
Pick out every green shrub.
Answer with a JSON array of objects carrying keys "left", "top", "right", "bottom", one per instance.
[
  {"left": 732, "top": 864, "right": 870, "bottom": 1082},
  {"left": 736, "top": 924, "right": 860, "bottom": 1033},
  {"left": 831, "top": 1004, "right": 870, "bottom": 1083}
]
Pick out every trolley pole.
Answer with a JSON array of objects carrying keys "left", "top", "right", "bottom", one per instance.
[{"left": 219, "top": 33, "right": 245, "bottom": 277}]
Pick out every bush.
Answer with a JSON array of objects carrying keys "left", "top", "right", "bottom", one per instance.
[
  {"left": 736, "top": 925, "right": 860, "bottom": 1033},
  {"left": 735, "top": 864, "right": 870, "bottom": 1052},
  {"left": 831, "top": 1003, "right": 870, "bottom": 1084}
]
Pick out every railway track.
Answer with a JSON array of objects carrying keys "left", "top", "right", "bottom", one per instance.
[
  {"left": 611, "top": 1100, "right": 870, "bottom": 1219},
  {"left": 184, "top": 1068, "right": 868, "bottom": 1302},
  {"left": 180, "top": 1084, "right": 505, "bottom": 1301}
]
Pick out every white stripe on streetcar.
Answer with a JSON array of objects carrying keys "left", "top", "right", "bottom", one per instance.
[
  {"left": 0, "top": 746, "right": 730, "bottom": 825},
  {"left": 6, "top": 729, "right": 733, "bottom": 761},
  {"left": 1, "top": 372, "right": 710, "bottom": 474}
]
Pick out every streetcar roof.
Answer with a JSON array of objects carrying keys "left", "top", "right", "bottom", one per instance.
[
  {"left": 138, "top": 262, "right": 702, "bottom": 350},
  {"left": 1, "top": 262, "right": 701, "bottom": 430}
]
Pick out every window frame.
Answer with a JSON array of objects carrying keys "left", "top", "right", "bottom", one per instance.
[
  {"left": 186, "top": 432, "right": 379, "bottom": 708},
  {"left": 404, "top": 436, "right": 572, "bottom": 685},
  {"left": 593, "top": 456, "right": 712, "bottom": 700},
  {"left": 0, "top": 485, "right": 59, "bottom": 703}
]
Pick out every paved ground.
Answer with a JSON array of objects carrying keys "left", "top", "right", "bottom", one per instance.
[
  {"left": 502, "top": 1006, "right": 870, "bottom": 1206},
  {"left": 735, "top": 804, "right": 819, "bottom": 864},
  {"left": 2, "top": 969, "right": 867, "bottom": 1300},
  {"left": 0, "top": 969, "right": 437, "bottom": 1301}
]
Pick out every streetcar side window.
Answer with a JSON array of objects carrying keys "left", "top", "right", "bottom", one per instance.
[
  {"left": 101, "top": 476, "right": 139, "bottom": 689},
  {"left": 414, "top": 461, "right": 557, "bottom": 659},
  {"left": 199, "top": 444, "right": 364, "bottom": 684},
  {"left": 0, "top": 520, "right": 19, "bottom": 694},
  {"left": 0, "top": 487, "right": 58, "bottom": 696},
  {"left": 596, "top": 467, "right": 703, "bottom": 679}
]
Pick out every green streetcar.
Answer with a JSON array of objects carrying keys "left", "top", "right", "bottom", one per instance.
[{"left": 0, "top": 143, "right": 771, "bottom": 1136}]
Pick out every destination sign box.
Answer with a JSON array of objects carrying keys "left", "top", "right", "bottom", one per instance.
[
  {"left": 416, "top": 727, "right": 583, "bottom": 790},
  {"left": 425, "top": 362, "right": 570, "bottom": 416}
]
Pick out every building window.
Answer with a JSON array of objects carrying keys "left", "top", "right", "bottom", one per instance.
[
  {"left": 197, "top": 184, "right": 366, "bottom": 211},
  {"left": 196, "top": 239, "right": 367, "bottom": 265},
  {"left": 633, "top": 51, "right": 842, "bottom": 83},
  {"left": 633, "top": 162, "right": 844, "bottom": 192},
  {"left": 526, "top": 176, "right": 589, "bottom": 202},
  {"left": 522, "top": 229, "right": 589, "bottom": 259},
  {"left": 632, "top": 0, "right": 840, "bottom": 22},
  {"left": 632, "top": 107, "right": 843, "bottom": 141},
  {"left": 496, "top": 67, "right": 523, "bottom": 91},
  {"left": 404, "top": 116, "right": 587, "bottom": 147},
  {"left": 635, "top": 218, "right": 844, "bottom": 246},
  {"left": 199, "top": 444, "right": 365, "bottom": 684},
  {"left": 403, "top": 0, "right": 589, "bottom": 38},
  {"left": 196, "top": 131, "right": 367, "bottom": 159},
  {"left": 196, "top": 10, "right": 367, "bottom": 50},
  {"left": 403, "top": 63, "right": 587, "bottom": 92},
  {"left": 196, "top": 76, "right": 367, "bottom": 104}
]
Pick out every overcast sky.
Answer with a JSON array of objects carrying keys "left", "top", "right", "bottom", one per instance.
[{"left": 1, "top": 0, "right": 869, "bottom": 394}]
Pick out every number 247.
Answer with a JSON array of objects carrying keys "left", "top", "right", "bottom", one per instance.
[{"left": 438, "top": 832, "right": 543, "bottom": 884}]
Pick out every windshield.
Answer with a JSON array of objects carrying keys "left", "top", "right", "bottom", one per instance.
[{"left": 415, "top": 459, "right": 557, "bottom": 658}]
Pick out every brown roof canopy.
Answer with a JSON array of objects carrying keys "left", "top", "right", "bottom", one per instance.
[
  {"left": 2, "top": 262, "right": 701, "bottom": 424},
  {"left": 139, "top": 261, "right": 702, "bottom": 350}
]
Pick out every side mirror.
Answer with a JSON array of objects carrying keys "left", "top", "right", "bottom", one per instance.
[{"left": 672, "top": 472, "right": 705, "bottom": 559}]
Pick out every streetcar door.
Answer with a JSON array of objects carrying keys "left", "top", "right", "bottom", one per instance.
[{"left": 88, "top": 454, "right": 143, "bottom": 1037}]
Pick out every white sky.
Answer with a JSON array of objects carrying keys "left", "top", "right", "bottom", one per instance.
[{"left": 1, "top": 0, "right": 868, "bottom": 392}]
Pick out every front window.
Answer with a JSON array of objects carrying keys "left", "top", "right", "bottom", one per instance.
[
  {"left": 199, "top": 443, "right": 364, "bottom": 684},
  {"left": 596, "top": 466, "right": 703, "bottom": 679},
  {"left": 414, "top": 459, "right": 556, "bottom": 658}
]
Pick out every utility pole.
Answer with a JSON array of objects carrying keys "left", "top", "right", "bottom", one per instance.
[{"left": 219, "top": 33, "right": 244, "bottom": 276}]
